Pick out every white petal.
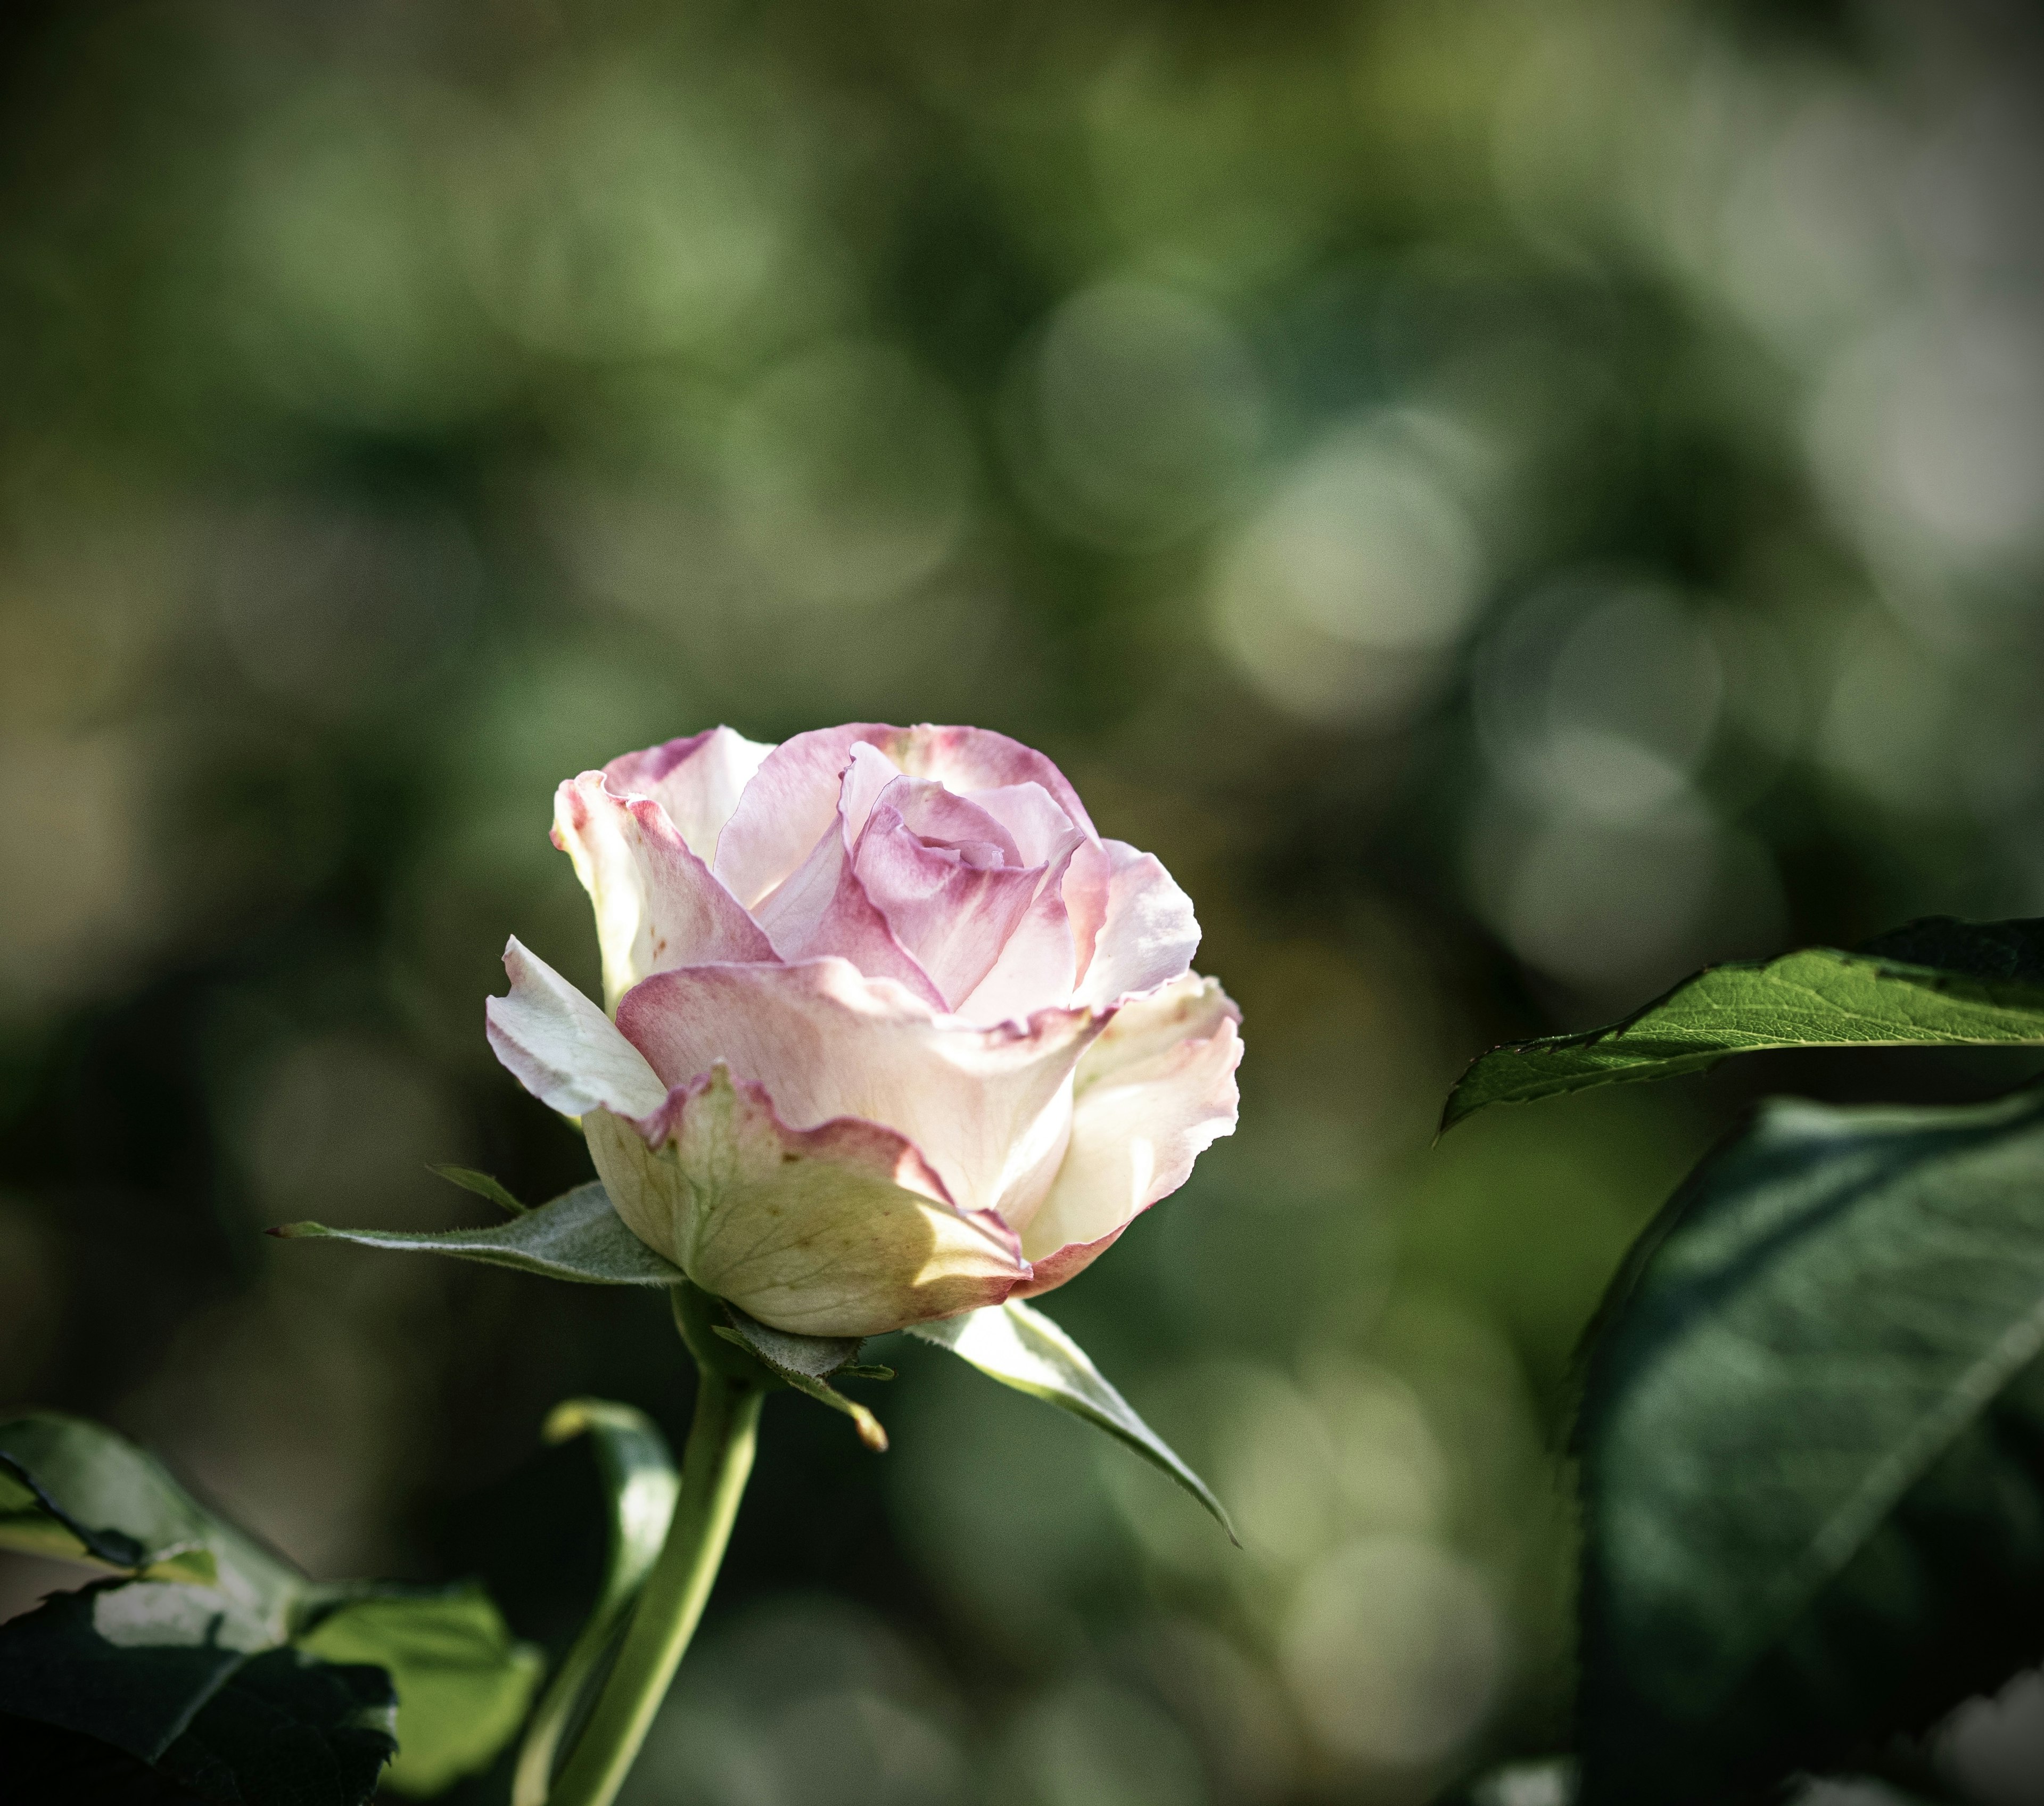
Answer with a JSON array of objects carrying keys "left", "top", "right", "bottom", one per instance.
[
  {"left": 1074, "top": 840, "right": 1201, "bottom": 1007},
  {"left": 485, "top": 938, "right": 669, "bottom": 1121},
  {"left": 1017, "top": 975, "right": 1241, "bottom": 1284},
  {"left": 554, "top": 774, "right": 777, "bottom": 1011},
  {"left": 603, "top": 727, "right": 774, "bottom": 863}
]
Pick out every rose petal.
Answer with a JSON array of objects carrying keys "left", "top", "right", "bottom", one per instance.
[
  {"left": 853, "top": 794, "right": 1043, "bottom": 1009},
  {"left": 602, "top": 726, "right": 774, "bottom": 863},
  {"left": 713, "top": 724, "right": 906, "bottom": 908},
  {"left": 1073, "top": 840, "right": 1201, "bottom": 1007},
  {"left": 1013, "top": 975, "right": 1242, "bottom": 1293},
  {"left": 583, "top": 1068, "right": 1027, "bottom": 1336},
  {"left": 889, "top": 725, "right": 1097, "bottom": 841},
  {"left": 485, "top": 938, "right": 669, "bottom": 1121},
  {"left": 954, "top": 833, "right": 1088, "bottom": 1023},
  {"left": 615, "top": 957, "right": 1101, "bottom": 1221},
  {"left": 967, "top": 781, "right": 1080, "bottom": 867},
  {"left": 554, "top": 772, "right": 777, "bottom": 1011},
  {"left": 714, "top": 723, "right": 1098, "bottom": 908},
  {"left": 753, "top": 816, "right": 948, "bottom": 1007}
]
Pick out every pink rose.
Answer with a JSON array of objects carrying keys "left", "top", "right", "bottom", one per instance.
[{"left": 486, "top": 724, "right": 1241, "bottom": 1336}]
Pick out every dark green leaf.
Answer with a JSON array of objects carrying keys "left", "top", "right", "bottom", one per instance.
[
  {"left": 1578, "top": 1086, "right": 2044, "bottom": 1804},
  {"left": 909, "top": 1298, "right": 1236, "bottom": 1542},
  {"left": 714, "top": 1309, "right": 887, "bottom": 1451},
  {"left": 0, "top": 1414, "right": 300, "bottom": 1612},
  {"left": 512, "top": 1400, "right": 679, "bottom": 1806},
  {"left": 155, "top": 1649, "right": 397, "bottom": 1806},
  {"left": 296, "top": 1585, "right": 540, "bottom": 1797},
  {"left": 272, "top": 1181, "right": 686, "bottom": 1287},
  {"left": 1442, "top": 917, "right": 2044, "bottom": 1131},
  {"left": 0, "top": 1582, "right": 261, "bottom": 1763},
  {"left": 427, "top": 1164, "right": 528, "bottom": 1216}
]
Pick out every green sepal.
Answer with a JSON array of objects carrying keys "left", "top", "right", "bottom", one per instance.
[
  {"left": 427, "top": 1164, "right": 528, "bottom": 1216},
  {"left": 910, "top": 1298, "right": 1237, "bottom": 1542},
  {"left": 273, "top": 1180, "right": 686, "bottom": 1286},
  {"left": 1441, "top": 915, "right": 2044, "bottom": 1131},
  {"left": 713, "top": 1308, "right": 889, "bottom": 1451}
]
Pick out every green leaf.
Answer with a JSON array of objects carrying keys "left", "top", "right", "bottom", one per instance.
[
  {"left": 1442, "top": 916, "right": 2044, "bottom": 1131},
  {"left": 714, "top": 1307, "right": 889, "bottom": 1451},
  {"left": 0, "top": 1582, "right": 265, "bottom": 1763},
  {"left": 511, "top": 1400, "right": 679, "bottom": 1806},
  {"left": 909, "top": 1298, "right": 1237, "bottom": 1542},
  {"left": 272, "top": 1180, "right": 687, "bottom": 1287},
  {"left": 153, "top": 1649, "right": 398, "bottom": 1806},
  {"left": 1577, "top": 1085, "right": 2044, "bottom": 1804},
  {"left": 0, "top": 1414, "right": 301, "bottom": 1624},
  {"left": 297, "top": 1586, "right": 542, "bottom": 1797},
  {"left": 0, "top": 1411, "right": 538, "bottom": 1801},
  {"left": 427, "top": 1164, "right": 528, "bottom": 1216}
]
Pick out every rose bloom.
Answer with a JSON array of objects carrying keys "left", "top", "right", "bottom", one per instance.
[{"left": 487, "top": 723, "right": 1241, "bottom": 1336}]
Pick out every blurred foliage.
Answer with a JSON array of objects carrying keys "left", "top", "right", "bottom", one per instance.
[{"left": 1, "top": 0, "right": 2041, "bottom": 1801}]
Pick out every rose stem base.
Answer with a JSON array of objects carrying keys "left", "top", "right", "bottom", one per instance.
[{"left": 542, "top": 1318, "right": 763, "bottom": 1806}]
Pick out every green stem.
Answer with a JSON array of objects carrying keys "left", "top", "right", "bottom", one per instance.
[{"left": 542, "top": 1365, "right": 763, "bottom": 1806}]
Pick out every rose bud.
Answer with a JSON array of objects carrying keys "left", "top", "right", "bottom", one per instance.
[{"left": 485, "top": 724, "right": 1241, "bottom": 1337}]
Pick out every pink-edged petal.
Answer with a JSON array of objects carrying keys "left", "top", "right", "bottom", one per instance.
[
  {"left": 713, "top": 724, "right": 908, "bottom": 909},
  {"left": 967, "top": 781, "right": 1080, "bottom": 867},
  {"left": 484, "top": 938, "right": 669, "bottom": 1121},
  {"left": 583, "top": 1067, "right": 1028, "bottom": 1336},
  {"left": 752, "top": 818, "right": 947, "bottom": 1007},
  {"left": 888, "top": 725, "right": 1098, "bottom": 841},
  {"left": 1013, "top": 975, "right": 1242, "bottom": 1293},
  {"left": 554, "top": 771, "right": 777, "bottom": 1011},
  {"left": 601, "top": 726, "right": 774, "bottom": 862},
  {"left": 713, "top": 723, "right": 1098, "bottom": 908},
  {"left": 614, "top": 957, "right": 1101, "bottom": 1221},
  {"left": 954, "top": 833, "right": 1087, "bottom": 1024},
  {"left": 1073, "top": 839, "right": 1200, "bottom": 1007},
  {"left": 853, "top": 798, "right": 1042, "bottom": 1010}
]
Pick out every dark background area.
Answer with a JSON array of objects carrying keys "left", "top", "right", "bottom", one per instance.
[{"left": 2, "top": 2, "right": 2042, "bottom": 1801}]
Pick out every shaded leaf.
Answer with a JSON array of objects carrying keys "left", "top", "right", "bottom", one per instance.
[
  {"left": 1443, "top": 917, "right": 2044, "bottom": 1131},
  {"left": 0, "top": 1414, "right": 300, "bottom": 1613},
  {"left": 909, "top": 1298, "right": 1235, "bottom": 1541},
  {"left": 714, "top": 1309, "right": 888, "bottom": 1451},
  {"left": 427, "top": 1164, "right": 528, "bottom": 1216},
  {"left": 155, "top": 1649, "right": 397, "bottom": 1806},
  {"left": 273, "top": 1180, "right": 686, "bottom": 1287},
  {"left": 0, "top": 1583, "right": 260, "bottom": 1763},
  {"left": 512, "top": 1401, "right": 679, "bottom": 1806},
  {"left": 297, "top": 1586, "right": 540, "bottom": 1797},
  {"left": 1578, "top": 1087, "right": 2044, "bottom": 1804},
  {"left": 0, "top": 1411, "right": 538, "bottom": 1802}
]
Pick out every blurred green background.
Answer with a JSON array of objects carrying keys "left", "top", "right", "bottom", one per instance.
[{"left": 3, "top": 0, "right": 2042, "bottom": 1800}]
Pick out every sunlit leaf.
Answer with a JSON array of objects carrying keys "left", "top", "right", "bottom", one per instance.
[
  {"left": 1443, "top": 916, "right": 2044, "bottom": 1131},
  {"left": 273, "top": 1180, "right": 686, "bottom": 1286},
  {"left": 511, "top": 1400, "right": 679, "bottom": 1806},
  {"left": 0, "top": 1414, "right": 300, "bottom": 1622},
  {"left": 909, "top": 1298, "right": 1235, "bottom": 1541},
  {"left": 298, "top": 1585, "right": 541, "bottom": 1797},
  {"left": 714, "top": 1308, "right": 888, "bottom": 1451},
  {"left": 1578, "top": 1087, "right": 2044, "bottom": 1804}
]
